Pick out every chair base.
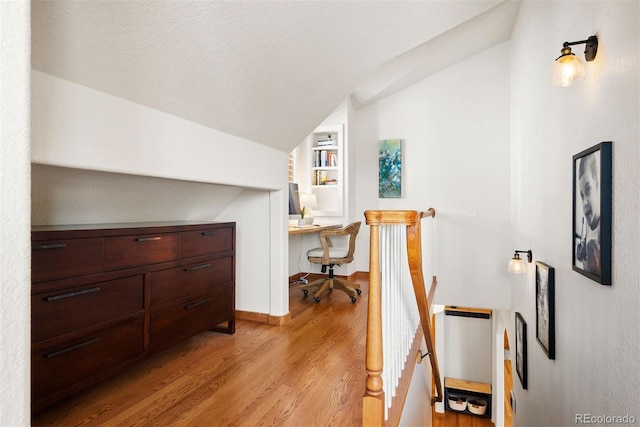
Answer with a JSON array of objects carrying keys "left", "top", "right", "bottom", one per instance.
[{"left": 300, "top": 277, "right": 361, "bottom": 303}]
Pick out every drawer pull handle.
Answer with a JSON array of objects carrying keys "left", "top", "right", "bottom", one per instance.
[
  {"left": 45, "top": 287, "right": 101, "bottom": 302},
  {"left": 45, "top": 337, "right": 100, "bottom": 359},
  {"left": 202, "top": 231, "right": 218, "bottom": 236},
  {"left": 185, "top": 298, "right": 211, "bottom": 310},
  {"left": 136, "top": 236, "right": 162, "bottom": 242},
  {"left": 34, "top": 243, "right": 67, "bottom": 250},
  {"left": 184, "top": 263, "right": 212, "bottom": 272}
]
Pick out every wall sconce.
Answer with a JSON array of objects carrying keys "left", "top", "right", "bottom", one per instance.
[
  {"left": 551, "top": 35, "right": 598, "bottom": 87},
  {"left": 508, "top": 250, "right": 532, "bottom": 274}
]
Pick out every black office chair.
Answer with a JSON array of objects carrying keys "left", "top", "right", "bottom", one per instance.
[{"left": 300, "top": 222, "right": 362, "bottom": 303}]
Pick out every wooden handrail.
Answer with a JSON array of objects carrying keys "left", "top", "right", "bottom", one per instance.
[
  {"left": 406, "top": 218, "right": 442, "bottom": 405},
  {"left": 363, "top": 208, "right": 441, "bottom": 426},
  {"left": 363, "top": 208, "right": 435, "bottom": 226}
]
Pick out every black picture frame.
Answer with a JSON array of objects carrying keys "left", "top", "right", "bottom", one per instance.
[
  {"left": 535, "top": 262, "right": 555, "bottom": 359},
  {"left": 572, "top": 141, "right": 612, "bottom": 285},
  {"left": 515, "top": 312, "right": 527, "bottom": 389}
]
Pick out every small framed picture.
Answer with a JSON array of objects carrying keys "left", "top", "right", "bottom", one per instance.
[
  {"left": 378, "top": 139, "right": 402, "bottom": 198},
  {"left": 572, "top": 141, "right": 612, "bottom": 285},
  {"left": 515, "top": 312, "right": 527, "bottom": 389},
  {"left": 536, "top": 262, "right": 555, "bottom": 359}
]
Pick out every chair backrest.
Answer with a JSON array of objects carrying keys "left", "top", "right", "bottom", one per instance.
[{"left": 307, "top": 221, "right": 361, "bottom": 266}]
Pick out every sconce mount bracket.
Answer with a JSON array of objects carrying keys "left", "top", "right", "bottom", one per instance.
[
  {"left": 514, "top": 250, "right": 533, "bottom": 263},
  {"left": 562, "top": 35, "right": 598, "bottom": 61}
]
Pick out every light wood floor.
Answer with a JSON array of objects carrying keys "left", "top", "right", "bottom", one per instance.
[
  {"left": 33, "top": 277, "right": 495, "bottom": 427},
  {"left": 434, "top": 411, "right": 494, "bottom": 427},
  {"left": 34, "top": 279, "right": 369, "bottom": 426}
]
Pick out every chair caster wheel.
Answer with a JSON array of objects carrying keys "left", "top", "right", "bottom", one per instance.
[
  {"left": 356, "top": 289, "right": 362, "bottom": 295},
  {"left": 302, "top": 289, "right": 308, "bottom": 296},
  {"left": 350, "top": 296, "right": 357, "bottom": 303},
  {"left": 314, "top": 297, "right": 321, "bottom": 303}
]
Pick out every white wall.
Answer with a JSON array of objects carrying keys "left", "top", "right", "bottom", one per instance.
[
  {"left": 353, "top": 42, "right": 512, "bottom": 309},
  {"left": 0, "top": 0, "right": 31, "bottom": 424},
  {"left": 510, "top": 2, "right": 640, "bottom": 426},
  {"left": 399, "top": 341, "right": 433, "bottom": 427},
  {"left": 31, "top": 71, "right": 287, "bottom": 191},
  {"left": 492, "top": 308, "right": 510, "bottom": 427},
  {"left": 444, "top": 314, "right": 492, "bottom": 384},
  {"left": 217, "top": 189, "right": 275, "bottom": 315},
  {"left": 31, "top": 165, "right": 245, "bottom": 225}
]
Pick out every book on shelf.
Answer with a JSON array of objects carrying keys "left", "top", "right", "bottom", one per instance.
[
  {"left": 317, "top": 138, "right": 335, "bottom": 147},
  {"left": 313, "top": 172, "right": 339, "bottom": 185},
  {"left": 313, "top": 150, "right": 338, "bottom": 168},
  {"left": 314, "top": 170, "right": 339, "bottom": 185}
]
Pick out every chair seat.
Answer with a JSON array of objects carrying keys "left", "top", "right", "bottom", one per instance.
[
  {"left": 307, "top": 247, "right": 349, "bottom": 259},
  {"left": 302, "top": 221, "right": 361, "bottom": 303}
]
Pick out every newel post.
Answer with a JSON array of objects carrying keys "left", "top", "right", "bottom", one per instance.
[{"left": 363, "top": 212, "right": 385, "bottom": 426}]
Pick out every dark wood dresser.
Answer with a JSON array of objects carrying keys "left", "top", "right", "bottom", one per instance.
[{"left": 31, "top": 221, "right": 235, "bottom": 411}]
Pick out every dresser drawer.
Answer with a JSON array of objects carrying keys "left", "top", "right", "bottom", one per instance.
[
  {"left": 103, "top": 232, "right": 181, "bottom": 271},
  {"left": 32, "top": 276, "right": 144, "bottom": 343},
  {"left": 150, "top": 286, "right": 233, "bottom": 352},
  {"left": 182, "top": 227, "right": 233, "bottom": 258},
  {"left": 150, "top": 256, "right": 233, "bottom": 308},
  {"left": 32, "top": 238, "right": 103, "bottom": 283},
  {"left": 32, "top": 318, "right": 144, "bottom": 402}
]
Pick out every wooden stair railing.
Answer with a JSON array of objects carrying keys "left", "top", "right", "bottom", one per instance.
[{"left": 363, "top": 209, "right": 442, "bottom": 426}]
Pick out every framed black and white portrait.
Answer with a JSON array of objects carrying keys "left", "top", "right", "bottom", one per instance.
[
  {"left": 572, "top": 142, "right": 612, "bottom": 285},
  {"left": 536, "top": 262, "right": 555, "bottom": 359},
  {"left": 515, "top": 312, "right": 527, "bottom": 389}
]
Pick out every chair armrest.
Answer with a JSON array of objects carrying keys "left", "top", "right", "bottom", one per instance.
[
  {"left": 318, "top": 223, "right": 358, "bottom": 238},
  {"left": 317, "top": 222, "right": 361, "bottom": 265},
  {"left": 318, "top": 234, "right": 332, "bottom": 265}
]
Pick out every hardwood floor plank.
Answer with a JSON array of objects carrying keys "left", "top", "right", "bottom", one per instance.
[{"left": 433, "top": 410, "right": 494, "bottom": 427}]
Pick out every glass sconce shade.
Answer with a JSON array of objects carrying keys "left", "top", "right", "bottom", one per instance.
[
  {"left": 551, "top": 36, "right": 597, "bottom": 87},
  {"left": 508, "top": 255, "right": 527, "bottom": 274},
  {"left": 551, "top": 51, "right": 585, "bottom": 87},
  {"left": 508, "top": 250, "right": 532, "bottom": 274}
]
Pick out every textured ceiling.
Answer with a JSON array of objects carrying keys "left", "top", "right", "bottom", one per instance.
[{"left": 32, "top": 0, "right": 512, "bottom": 152}]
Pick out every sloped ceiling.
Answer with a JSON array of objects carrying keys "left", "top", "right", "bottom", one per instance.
[
  {"left": 352, "top": 0, "right": 520, "bottom": 109},
  {"left": 32, "top": 0, "right": 515, "bottom": 153}
]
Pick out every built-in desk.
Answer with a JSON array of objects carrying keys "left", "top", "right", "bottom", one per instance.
[{"left": 288, "top": 223, "right": 341, "bottom": 235}]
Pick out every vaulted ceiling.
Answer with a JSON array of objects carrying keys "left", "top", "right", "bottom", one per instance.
[{"left": 32, "top": 0, "right": 518, "bottom": 153}]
